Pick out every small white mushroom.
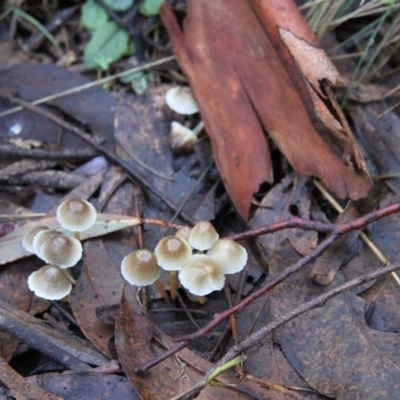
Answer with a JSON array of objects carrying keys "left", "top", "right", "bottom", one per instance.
[
  {"left": 169, "top": 121, "right": 197, "bottom": 153},
  {"left": 121, "top": 249, "right": 161, "bottom": 286},
  {"left": 27, "top": 265, "right": 72, "bottom": 300},
  {"left": 175, "top": 226, "right": 192, "bottom": 242},
  {"left": 154, "top": 235, "right": 193, "bottom": 300},
  {"left": 178, "top": 254, "right": 225, "bottom": 296},
  {"left": 56, "top": 198, "right": 97, "bottom": 233},
  {"left": 22, "top": 226, "right": 49, "bottom": 253},
  {"left": 165, "top": 86, "right": 199, "bottom": 115},
  {"left": 188, "top": 221, "right": 219, "bottom": 251},
  {"left": 32, "top": 229, "right": 62, "bottom": 258},
  {"left": 207, "top": 239, "right": 248, "bottom": 274},
  {"left": 39, "top": 233, "right": 83, "bottom": 269},
  {"left": 154, "top": 236, "right": 192, "bottom": 271},
  {"left": 121, "top": 249, "right": 169, "bottom": 301}
]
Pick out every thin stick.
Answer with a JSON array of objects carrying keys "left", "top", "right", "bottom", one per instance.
[
  {"left": 0, "top": 56, "right": 176, "bottom": 118},
  {"left": 313, "top": 179, "right": 400, "bottom": 285}
]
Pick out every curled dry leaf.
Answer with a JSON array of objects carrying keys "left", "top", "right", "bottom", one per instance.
[{"left": 161, "top": 0, "right": 371, "bottom": 219}]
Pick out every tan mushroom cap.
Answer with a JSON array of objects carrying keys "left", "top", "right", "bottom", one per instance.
[
  {"left": 188, "top": 221, "right": 219, "bottom": 251},
  {"left": 121, "top": 249, "right": 160, "bottom": 286},
  {"left": 154, "top": 236, "right": 192, "bottom": 271},
  {"left": 165, "top": 86, "right": 199, "bottom": 115},
  {"left": 39, "top": 233, "right": 83, "bottom": 269},
  {"left": 175, "top": 226, "right": 191, "bottom": 242},
  {"left": 169, "top": 121, "right": 197, "bottom": 154},
  {"left": 56, "top": 198, "right": 97, "bottom": 232},
  {"left": 32, "top": 229, "right": 62, "bottom": 258},
  {"left": 178, "top": 254, "right": 225, "bottom": 296},
  {"left": 207, "top": 239, "right": 248, "bottom": 274},
  {"left": 22, "top": 226, "right": 49, "bottom": 253},
  {"left": 27, "top": 265, "right": 72, "bottom": 300}
]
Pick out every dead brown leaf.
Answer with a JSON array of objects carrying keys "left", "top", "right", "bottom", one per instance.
[{"left": 161, "top": 0, "right": 371, "bottom": 219}]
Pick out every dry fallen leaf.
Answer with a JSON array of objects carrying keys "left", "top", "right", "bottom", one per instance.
[{"left": 161, "top": 0, "right": 371, "bottom": 219}]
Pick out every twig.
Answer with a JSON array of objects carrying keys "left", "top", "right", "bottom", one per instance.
[{"left": 0, "top": 56, "right": 175, "bottom": 118}]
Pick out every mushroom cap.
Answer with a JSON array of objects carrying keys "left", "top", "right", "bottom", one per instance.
[
  {"left": 178, "top": 254, "right": 225, "bottom": 296},
  {"left": 154, "top": 236, "right": 192, "bottom": 271},
  {"left": 165, "top": 86, "right": 199, "bottom": 115},
  {"left": 32, "top": 229, "right": 62, "bottom": 258},
  {"left": 175, "top": 226, "right": 191, "bottom": 242},
  {"left": 39, "top": 233, "right": 83, "bottom": 268},
  {"left": 169, "top": 121, "right": 197, "bottom": 153},
  {"left": 56, "top": 198, "right": 97, "bottom": 232},
  {"left": 188, "top": 221, "right": 219, "bottom": 251},
  {"left": 207, "top": 239, "right": 248, "bottom": 274},
  {"left": 27, "top": 265, "right": 72, "bottom": 300},
  {"left": 121, "top": 249, "right": 160, "bottom": 286},
  {"left": 22, "top": 226, "right": 49, "bottom": 253}
]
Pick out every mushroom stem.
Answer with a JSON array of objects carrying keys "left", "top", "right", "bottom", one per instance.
[
  {"left": 192, "top": 120, "right": 204, "bottom": 136},
  {"left": 197, "top": 295, "right": 207, "bottom": 304},
  {"left": 169, "top": 271, "right": 178, "bottom": 300},
  {"left": 64, "top": 268, "right": 76, "bottom": 285},
  {"left": 73, "top": 231, "right": 80, "bottom": 241},
  {"left": 153, "top": 279, "right": 170, "bottom": 302}
]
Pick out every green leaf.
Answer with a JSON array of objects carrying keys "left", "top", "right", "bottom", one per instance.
[
  {"left": 81, "top": 0, "right": 109, "bottom": 31},
  {"left": 139, "top": 0, "right": 164, "bottom": 17},
  {"left": 120, "top": 72, "right": 156, "bottom": 95},
  {"left": 0, "top": 214, "right": 141, "bottom": 265},
  {"left": 103, "top": 0, "right": 133, "bottom": 11},
  {"left": 84, "top": 21, "right": 131, "bottom": 70}
]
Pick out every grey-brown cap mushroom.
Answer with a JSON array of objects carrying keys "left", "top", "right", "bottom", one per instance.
[
  {"left": 154, "top": 235, "right": 193, "bottom": 300},
  {"left": 38, "top": 233, "right": 83, "bottom": 269},
  {"left": 121, "top": 249, "right": 161, "bottom": 286},
  {"left": 56, "top": 198, "right": 97, "bottom": 232},
  {"left": 27, "top": 265, "right": 72, "bottom": 300},
  {"left": 22, "top": 226, "right": 49, "bottom": 253},
  {"left": 207, "top": 239, "right": 248, "bottom": 274},
  {"left": 175, "top": 226, "right": 192, "bottom": 242},
  {"left": 188, "top": 221, "right": 219, "bottom": 251},
  {"left": 32, "top": 229, "right": 62, "bottom": 258},
  {"left": 154, "top": 236, "right": 192, "bottom": 271},
  {"left": 169, "top": 121, "right": 197, "bottom": 154},
  {"left": 165, "top": 86, "right": 199, "bottom": 115},
  {"left": 179, "top": 254, "right": 225, "bottom": 296}
]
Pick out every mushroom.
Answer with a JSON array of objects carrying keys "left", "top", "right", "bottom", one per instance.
[
  {"left": 169, "top": 122, "right": 197, "bottom": 154},
  {"left": 154, "top": 235, "right": 192, "bottom": 300},
  {"left": 22, "top": 226, "right": 49, "bottom": 253},
  {"left": 168, "top": 120, "right": 205, "bottom": 154},
  {"left": 32, "top": 229, "right": 62, "bottom": 258},
  {"left": 188, "top": 221, "right": 219, "bottom": 251},
  {"left": 207, "top": 239, "right": 248, "bottom": 274},
  {"left": 37, "top": 232, "right": 83, "bottom": 269},
  {"left": 27, "top": 265, "right": 72, "bottom": 300},
  {"left": 56, "top": 198, "right": 97, "bottom": 239},
  {"left": 121, "top": 249, "right": 169, "bottom": 301},
  {"left": 165, "top": 86, "right": 199, "bottom": 115},
  {"left": 178, "top": 254, "right": 225, "bottom": 302},
  {"left": 175, "top": 226, "right": 192, "bottom": 242}
]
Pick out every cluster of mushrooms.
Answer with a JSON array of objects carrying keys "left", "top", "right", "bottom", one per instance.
[
  {"left": 121, "top": 221, "right": 247, "bottom": 303},
  {"left": 23, "top": 203, "right": 246, "bottom": 305},
  {"left": 22, "top": 199, "right": 97, "bottom": 300}
]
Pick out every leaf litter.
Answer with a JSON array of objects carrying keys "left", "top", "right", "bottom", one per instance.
[{"left": 0, "top": 0, "right": 400, "bottom": 399}]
